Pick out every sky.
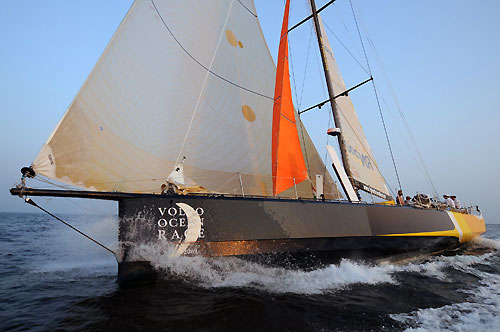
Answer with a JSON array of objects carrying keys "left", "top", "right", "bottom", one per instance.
[{"left": 1, "top": 0, "right": 499, "bottom": 223}]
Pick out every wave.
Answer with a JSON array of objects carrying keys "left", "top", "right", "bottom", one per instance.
[
  {"left": 125, "top": 241, "right": 498, "bottom": 295},
  {"left": 392, "top": 271, "right": 500, "bottom": 332},
  {"left": 471, "top": 235, "right": 500, "bottom": 250},
  {"left": 125, "top": 243, "right": 397, "bottom": 294},
  {"left": 391, "top": 246, "right": 500, "bottom": 331}
]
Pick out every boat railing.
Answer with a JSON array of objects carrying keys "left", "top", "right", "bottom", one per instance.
[
  {"left": 12, "top": 173, "right": 482, "bottom": 215},
  {"left": 406, "top": 199, "right": 481, "bottom": 216}
]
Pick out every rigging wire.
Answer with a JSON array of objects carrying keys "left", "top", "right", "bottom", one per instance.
[
  {"left": 351, "top": 0, "right": 438, "bottom": 197},
  {"left": 333, "top": 99, "right": 397, "bottom": 199},
  {"left": 333, "top": 4, "right": 363, "bottom": 60},
  {"left": 22, "top": 197, "right": 116, "bottom": 255},
  {"left": 149, "top": 0, "right": 272, "bottom": 100},
  {"left": 370, "top": 80, "right": 402, "bottom": 190},
  {"left": 298, "top": 113, "right": 312, "bottom": 182},
  {"left": 288, "top": 40, "right": 300, "bottom": 111},
  {"left": 171, "top": 0, "right": 234, "bottom": 166},
  {"left": 307, "top": 9, "right": 395, "bottom": 199},
  {"left": 322, "top": 20, "right": 369, "bottom": 76},
  {"left": 311, "top": 25, "right": 337, "bottom": 194},
  {"left": 236, "top": 0, "right": 257, "bottom": 17},
  {"left": 34, "top": 175, "right": 77, "bottom": 190},
  {"left": 28, "top": 176, "right": 115, "bottom": 213},
  {"left": 288, "top": 1, "right": 312, "bottom": 181},
  {"left": 349, "top": 0, "right": 402, "bottom": 192},
  {"left": 379, "top": 96, "right": 432, "bottom": 185},
  {"left": 323, "top": 110, "right": 333, "bottom": 181},
  {"left": 298, "top": 22, "right": 315, "bottom": 109}
]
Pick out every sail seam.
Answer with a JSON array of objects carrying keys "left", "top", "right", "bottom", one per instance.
[
  {"left": 150, "top": 0, "right": 272, "bottom": 100},
  {"left": 172, "top": 0, "right": 235, "bottom": 166}
]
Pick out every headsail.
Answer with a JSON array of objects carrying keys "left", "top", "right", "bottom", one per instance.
[
  {"left": 31, "top": 0, "right": 340, "bottom": 199},
  {"left": 272, "top": 0, "right": 308, "bottom": 196},
  {"left": 317, "top": 15, "right": 391, "bottom": 199}
]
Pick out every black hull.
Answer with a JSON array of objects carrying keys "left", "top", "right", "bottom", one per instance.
[
  {"left": 116, "top": 195, "right": 472, "bottom": 284},
  {"left": 10, "top": 188, "right": 481, "bottom": 284}
]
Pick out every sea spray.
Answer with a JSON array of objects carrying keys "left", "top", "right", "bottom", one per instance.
[
  {"left": 3, "top": 214, "right": 500, "bottom": 332},
  {"left": 160, "top": 256, "right": 398, "bottom": 294},
  {"left": 31, "top": 214, "right": 118, "bottom": 274},
  {"left": 471, "top": 235, "right": 500, "bottom": 250},
  {"left": 123, "top": 239, "right": 499, "bottom": 297},
  {"left": 128, "top": 241, "right": 400, "bottom": 294}
]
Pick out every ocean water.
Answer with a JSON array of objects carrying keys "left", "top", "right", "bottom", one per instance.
[{"left": 1, "top": 212, "right": 499, "bottom": 332}]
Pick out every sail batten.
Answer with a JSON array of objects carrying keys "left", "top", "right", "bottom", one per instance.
[{"left": 31, "top": 0, "right": 340, "bottom": 199}]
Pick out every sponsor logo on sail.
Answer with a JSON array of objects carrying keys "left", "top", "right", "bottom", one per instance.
[{"left": 347, "top": 144, "right": 373, "bottom": 170}]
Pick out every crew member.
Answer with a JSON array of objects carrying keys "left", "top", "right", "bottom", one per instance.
[
  {"left": 443, "top": 195, "right": 455, "bottom": 209},
  {"left": 396, "top": 190, "right": 404, "bottom": 205},
  {"left": 451, "top": 195, "right": 461, "bottom": 209},
  {"left": 166, "top": 181, "right": 177, "bottom": 195},
  {"left": 404, "top": 196, "right": 412, "bottom": 205},
  {"left": 160, "top": 183, "right": 167, "bottom": 195}
]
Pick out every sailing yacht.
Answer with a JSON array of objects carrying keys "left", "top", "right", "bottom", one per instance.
[{"left": 10, "top": 0, "right": 485, "bottom": 283}]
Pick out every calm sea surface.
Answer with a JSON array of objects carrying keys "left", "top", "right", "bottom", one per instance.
[{"left": 1, "top": 212, "right": 499, "bottom": 331}]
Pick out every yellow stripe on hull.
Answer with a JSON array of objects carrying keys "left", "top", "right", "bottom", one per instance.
[
  {"left": 379, "top": 212, "right": 485, "bottom": 243},
  {"left": 450, "top": 212, "right": 486, "bottom": 242}
]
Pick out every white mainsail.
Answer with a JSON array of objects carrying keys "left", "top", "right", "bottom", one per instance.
[
  {"left": 318, "top": 15, "right": 391, "bottom": 199},
  {"left": 32, "top": 0, "right": 339, "bottom": 199}
]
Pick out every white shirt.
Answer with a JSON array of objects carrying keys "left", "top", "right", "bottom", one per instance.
[
  {"left": 445, "top": 197, "right": 455, "bottom": 208},
  {"left": 453, "top": 199, "right": 461, "bottom": 209}
]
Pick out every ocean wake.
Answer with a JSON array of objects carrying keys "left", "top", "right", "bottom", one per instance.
[
  {"left": 391, "top": 244, "right": 500, "bottom": 331},
  {"left": 127, "top": 240, "right": 498, "bottom": 296},
  {"left": 471, "top": 235, "right": 500, "bottom": 250}
]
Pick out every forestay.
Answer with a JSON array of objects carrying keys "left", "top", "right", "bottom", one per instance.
[{"left": 32, "top": 0, "right": 340, "bottom": 199}]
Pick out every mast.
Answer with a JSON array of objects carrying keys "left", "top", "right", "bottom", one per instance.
[{"left": 309, "top": 0, "right": 355, "bottom": 198}]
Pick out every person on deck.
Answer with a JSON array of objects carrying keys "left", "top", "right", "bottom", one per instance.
[
  {"left": 166, "top": 181, "right": 177, "bottom": 195},
  {"left": 396, "top": 190, "right": 404, "bottom": 205},
  {"left": 404, "top": 196, "right": 412, "bottom": 205},
  {"left": 443, "top": 195, "right": 455, "bottom": 209},
  {"left": 451, "top": 195, "right": 461, "bottom": 209},
  {"left": 160, "top": 184, "right": 167, "bottom": 195}
]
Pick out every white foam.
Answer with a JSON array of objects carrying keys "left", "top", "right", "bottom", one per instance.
[
  {"left": 393, "top": 282, "right": 500, "bottom": 332},
  {"left": 121, "top": 239, "right": 500, "bottom": 295},
  {"left": 471, "top": 236, "right": 500, "bottom": 250},
  {"left": 187, "top": 258, "right": 397, "bottom": 294},
  {"left": 392, "top": 254, "right": 500, "bottom": 332},
  {"left": 125, "top": 242, "right": 398, "bottom": 294},
  {"left": 400, "top": 251, "right": 495, "bottom": 282}
]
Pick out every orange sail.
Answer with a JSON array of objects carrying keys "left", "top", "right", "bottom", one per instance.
[{"left": 272, "top": 0, "right": 308, "bottom": 196}]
